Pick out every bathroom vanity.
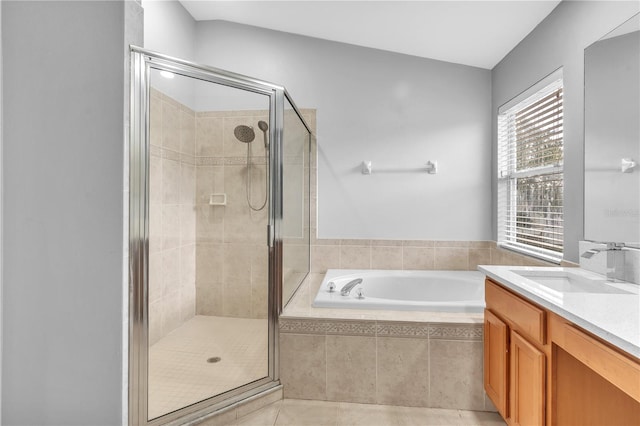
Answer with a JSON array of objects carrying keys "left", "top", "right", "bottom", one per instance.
[{"left": 479, "top": 266, "right": 640, "bottom": 426}]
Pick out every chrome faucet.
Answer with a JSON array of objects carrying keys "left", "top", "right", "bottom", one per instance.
[
  {"left": 340, "top": 278, "right": 363, "bottom": 296},
  {"left": 581, "top": 242, "right": 625, "bottom": 281},
  {"left": 581, "top": 242, "right": 625, "bottom": 258}
]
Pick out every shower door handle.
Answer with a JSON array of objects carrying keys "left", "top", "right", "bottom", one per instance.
[{"left": 267, "top": 224, "right": 273, "bottom": 248}]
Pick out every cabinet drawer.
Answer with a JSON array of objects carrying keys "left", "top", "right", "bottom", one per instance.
[
  {"left": 485, "top": 279, "right": 546, "bottom": 345},
  {"left": 558, "top": 323, "right": 640, "bottom": 403}
]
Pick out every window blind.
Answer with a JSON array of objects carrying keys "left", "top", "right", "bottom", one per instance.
[{"left": 498, "top": 80, "right": 564, "bottom": 263}]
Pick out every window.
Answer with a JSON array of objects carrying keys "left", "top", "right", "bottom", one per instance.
[{"left": 497, "top": 75, "right": 564, "bottom": 263}]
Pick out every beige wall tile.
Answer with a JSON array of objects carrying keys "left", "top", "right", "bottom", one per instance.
[
  {"left": 469, "top": 241, "right": 495, "bottom": 249},
  {"left": 311, "top": 234, "right": 342, "bottom": 246},
  {"left": 161, "top": 247, "right": 180, "bottom": 293},
  {"left": 196, "top": 166, "right": 225, "bottom": 206},
  {"left": 279, "top": 334, "right": 327, "bottom": 400},
  {"left": 196, "top": 205, "right": 224, "bottom": 244},
  {"left": 162, "top": 204, "right": 180, "bottom": 250},
  {"left": 429, "top": 340, "right": 484, "bottom": 410},
  {"left": 434, "top": 241, "right": 470, "bottom": 248},
  {"left": 223, "top": 278, "right": 252, "bottom": 317},
  {"left": 161, "top": 289, "right": 182, "bottom": 335},
  {"left": 196, "top": 243, "right": 224, "bottom": 283},
  {"left": 162, "top": 158, "right": 181, "bottom": 204},
  {"left": 376, "top": 337, "right": 429, "bottom": 407},
  {"left": 162, "top": 101, "right": 180, "bottom": 152},
  {"left": 469, "top": 248, "right": 491, "bottom": 270},
  {"left": 371, "top": 240, "right": 403, "bottom": 247},
  {"left": 180, "top": 163, "right": 196, "bottom": 205},
  {"left": 434, "top": 248, "right": 469, "bottom": 270},
  {"left": 223, "top": 243, "right": 251, "bottom": 282},
  {"left": 402, "top": 247, "right": 434, "bottom": 270},
  {"left": 196, "top": 116, "right": 223, "bottom": 157},
  {"left": 148, "top": 300, "right": 162, "bottom": 346},
  {"left": 311, "top": 245, "right": 340, "bottom": 273},
  {"left": 150, "top": 94, "right": 162, "bottom": 147},
  {"left": 326, "top": 335, "right": 376, "bottom": 403},
  {"left": 149, "top": 206, "right": 162, "bottom": 254},
  {"left": 180, "top": 244, "right": 196, "bottom": 285},
  {"left": 180, "top": 109, "right": 195, "bottom": 156},
  {"left": 251, "top": 281, "right": 268, "bottom": 319},
  {"left": 403, "top": 240, "right": 435, "bottom": 247},
  {"left": 371, "top": 246, "right": 403, "bottom": 270},
  {"left": 180, "top": 283, "right": 196, "bottom": 322},
  {"left": 180, "top": 205, "right": 196, "bottom": 246},
  {"left": 251, "top": 244, "right": 269, "bottom": 283},
  {"left": 340, "top": 246, "right": 371, "bottom": 269},
  {"left": 195, "top": 281, "right": 223, "bottom": 315},
  {"left": 223, "top": 164, "right": 246, "bottom": 208},
  {"left": 148, "top": 252, "right": 162, "bottom": 303},
  {"left": 340, "top": 239, "right": 370, "bottom": 246},
  {"left": 150, "top": 154, "right": 162, "bottom": 205}
]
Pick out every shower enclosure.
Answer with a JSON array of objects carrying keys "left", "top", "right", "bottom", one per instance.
[{"left": 129, "top": 47, "right": 311, "bottom": 425}]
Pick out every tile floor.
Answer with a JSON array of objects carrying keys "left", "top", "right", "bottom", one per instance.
[
  {"left": 148, "top": 315, "right": 268, "bottom": 419},
  {"left": 219, "top": 399, "right": 506, "bottom": 426}
]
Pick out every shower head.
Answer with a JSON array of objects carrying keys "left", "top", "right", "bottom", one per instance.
[
  {"left": 257, "top": 121, "right": 269, "bottom": 148},
  {"left": 233, "top": 125, "right": 256, "bottom": 143}
]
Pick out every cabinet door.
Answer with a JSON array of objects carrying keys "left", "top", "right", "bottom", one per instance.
[
  {"left": 510, "top": 330, "right": 545, "bottom": 426},
  {"left": 484, "top": 309, "right": 509, "bottom": 418}
]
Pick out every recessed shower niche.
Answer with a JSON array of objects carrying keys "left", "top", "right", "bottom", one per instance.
[{"left": 129, "top": 49, "right": 312, "bottom": 425}]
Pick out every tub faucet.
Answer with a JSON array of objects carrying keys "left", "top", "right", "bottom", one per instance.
[
  {"left": 340, "top": 278, "right": 363, "bottom": 296},
  {"left": 581, "top": 242, "right": 625, "bottom": 281}
]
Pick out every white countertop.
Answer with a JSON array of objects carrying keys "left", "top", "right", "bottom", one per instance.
[{"left": 478, "top": 265, "right": 640, "bottom": 359}]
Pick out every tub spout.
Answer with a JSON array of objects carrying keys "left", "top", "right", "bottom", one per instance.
[{"left": 340, "top": 278, "right": 363, "bottom": 296}]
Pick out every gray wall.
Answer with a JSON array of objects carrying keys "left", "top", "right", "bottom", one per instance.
[
  {"left": 194, "top": 21, "right": 493, "bottom": 241},
  {"left": 142, "top": 0, "right": 196, "bottom": 107},
  {"left": 1, "top": 1, "right": 139, "bottom": 423},
  {"left": 492, "top": 0, "right": 639, "bottom": 262}
]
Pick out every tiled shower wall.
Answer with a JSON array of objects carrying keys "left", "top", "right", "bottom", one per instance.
[
  {"left": 149, "top": 89, "right": 197, "bottom": 345},
  {"left": 194, "top": 110, "right": 271, "bottom": 319}
]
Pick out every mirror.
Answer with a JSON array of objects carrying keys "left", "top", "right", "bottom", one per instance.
[{"left": 584, "top": 14, "right": 640, "bottom": 246}]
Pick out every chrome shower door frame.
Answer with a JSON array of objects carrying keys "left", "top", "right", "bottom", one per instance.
[{"left": 128, "top": 46, "right": 285, "bottom": 426}]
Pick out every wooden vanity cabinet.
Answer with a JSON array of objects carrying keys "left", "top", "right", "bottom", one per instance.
[
  {"left": 509, "top": 331, "right": 545, "bottom": 426},
  {"left": 484, "top": 279, "right": 547, "bottom": 426},
  {"left": 484, "top": 277, "right": 640, "bottom": 426},
  {"left": 484, "top": 309, "right": 509, "bottom": 418}
]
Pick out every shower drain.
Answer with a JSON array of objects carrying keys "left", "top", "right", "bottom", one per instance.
[{"left": 206, "top": 356, "right": 222, "bottom": 364}]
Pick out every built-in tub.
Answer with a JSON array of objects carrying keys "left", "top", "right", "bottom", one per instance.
[{"left": 312, "top": 269, "right": 485, "bottom": 313}]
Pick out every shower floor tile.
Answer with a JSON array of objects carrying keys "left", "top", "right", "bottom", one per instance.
[{"left": 148, "top": 315, "right": 268, "bottom": 420}]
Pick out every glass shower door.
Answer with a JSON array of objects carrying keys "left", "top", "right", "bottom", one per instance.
[
  {"left": 130, "top": 48, "right": 280, "bottom": 425},
  {"left": 281, "top": 97, "right": 311, "bottom": 306},
  {"left": 146, "top": 70, "right": 272, "bottom": 420}
]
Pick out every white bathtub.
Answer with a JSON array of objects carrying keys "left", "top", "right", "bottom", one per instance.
[{"left": 312, "top": 269, "right": 486, "bottom": 313}]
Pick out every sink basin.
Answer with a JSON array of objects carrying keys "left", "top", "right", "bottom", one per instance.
[{"left": 514, "top": 270, "right": 632, "bottom": 294}]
